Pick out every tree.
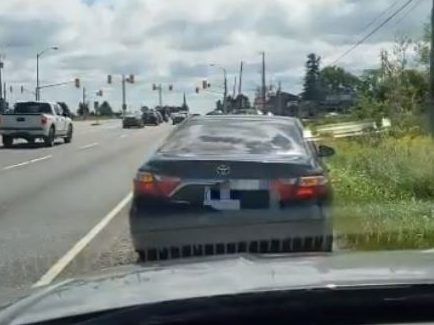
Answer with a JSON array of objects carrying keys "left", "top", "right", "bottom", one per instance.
[
  {"left": 320, "top": 66, "right": 360, "bottom": 94},
  {"left": 77, "top": 102, "right": 89, "bottom": 116},
  {"left": 355, "top": 35, "right": 428, "bottom": 126},
  {"left": 415, "top": 22, "right": 430, "bottom": 68},
  {"left": 98, "top": 101, "right": 113, "bottom": 116},
  {"left": 302, "top": 53, "right": 322, "bottom": 101}
]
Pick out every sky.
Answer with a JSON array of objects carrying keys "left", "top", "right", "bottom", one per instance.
[{"left": 0, "top": 0, "right": 430, "bottom": 114}]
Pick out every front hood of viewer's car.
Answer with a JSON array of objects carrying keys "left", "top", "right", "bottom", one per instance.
[{"left": 2, "top": 250, "right": 434, "bottom": 324}]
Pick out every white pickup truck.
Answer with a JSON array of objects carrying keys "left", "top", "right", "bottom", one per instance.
[{"left": 0, "top": 101, "right": 73, "bottom": 148}]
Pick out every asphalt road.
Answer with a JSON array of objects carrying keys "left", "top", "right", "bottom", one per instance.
[{"left": 0, "top": 120, "right": 173, "bottom": 305}]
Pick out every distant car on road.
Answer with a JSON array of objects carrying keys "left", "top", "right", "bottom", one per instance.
[
  {"left": 230, "top": 109, "right": 261, "bottom": 115},
  {"left": 142, "top": 109, "right": 160, "bottom": 126},
  {"left": 157, "top": 109, "right": 169, "bottom": 122},
  {"left": 155, "top": 111, "right": 163, "bottom": 124},
  {"left": 0, "top": 101, "right": 73, "bottom": 147},
  {"left": 129, "top": 115, "right": 336, "bottom": 262},
  {"left": 172, "top": 112, "right": 188, "bottom": 125},
  {"left": 123, "top": 112, "right": 144, "bottom": 128},
  {"left": 206, "top": 110, "right": 224, "bottom": 115}
]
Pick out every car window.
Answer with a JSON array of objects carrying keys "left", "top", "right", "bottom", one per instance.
[
  {"left": 55, "top": 105, "right": 63, "bottom": 116},
  {"left": 160, "top": 118, "right": 306, "bottom": 156},
  {"left": 14, "top": 102, "right": 52, "bottom": 114}
]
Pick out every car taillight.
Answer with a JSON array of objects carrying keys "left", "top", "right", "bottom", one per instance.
[
  {"left": 134, "top": 171, "right": 181, "bottom": 197},
  {"left": 272, "top": 176, "right": 329, "bottom": 202},
  {"left": 41, "top": 116, "right": 48, "bottom": 125},
  {"left": 271, "top": 178, "right": 297, "bottom": 202},
  {"left": 295, "top": 176, "right": 329, "bottom": 200}
]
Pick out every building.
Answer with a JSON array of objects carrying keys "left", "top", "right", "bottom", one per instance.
[{"left": 254, "top": 88, "right": 300, "bottom": 117}]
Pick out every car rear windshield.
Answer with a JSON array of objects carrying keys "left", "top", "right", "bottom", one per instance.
[
  {"left": 159, "top": 118, "right": 306, "bottom": 156},
  {"left": 14, "top": 102, "right": 52, "bottom": 114}
]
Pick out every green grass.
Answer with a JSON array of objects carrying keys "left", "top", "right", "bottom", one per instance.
[{"left": 326, "top": 134, "right": 434, "bottom": 250}]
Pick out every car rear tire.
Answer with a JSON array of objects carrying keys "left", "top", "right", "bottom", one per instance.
[
  {"left": 64, "top": 125, "right": 73, "bottom": 143},
  {"left": 137, "top": 250, "right": 146, "bottom": 262},
  {"left": 44, "top": 127, "right": 55, "bottom": 147},
  {"left": 323, "top": 235, "right": 333, "bottom": 252},
  {"left": 2, "top": 135, "right": 13, "bottom": 148}
]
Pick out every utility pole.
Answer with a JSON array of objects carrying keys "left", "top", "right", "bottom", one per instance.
[
  {"left": 0, "top": 58, "right": 3, "bottom": 101},
  {"left": 223, "top": 72, "right": 228, "bottom": 114},
  {"left": 3, "top": 82, "right": 6, "bottom": 101},
  {"left": 261, "top": 51, "right": 266, "bottom": 111},
  {"left": 430, "top": 0, "right": 434, "bottom": 136},
  {"left": 238, "top": 61, "right": 243, "bottom": 95},
  {"left": 232, "top": 76, "right": 237, "bottom": 98},
  {"left": 36, "top": 54, "right": 39, "bottom": 100},
  {"left": 158, "top": 84, "right": 163, "bottom": 107},
  {"left": 82, "top": 86, "right": 86, "bottom": 118},
  {"left": 239, "top": 61, "right": 244, "bottom": 109},
  {"left": 122, "top": 75, "right": 127, "bottom": 116},
  {"left": 278, "top": 80, "right": 282, "bottom": 115}
]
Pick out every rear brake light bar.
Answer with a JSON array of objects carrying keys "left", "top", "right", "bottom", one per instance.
[
  {"left": 273, "top": 176, "right": 329, "bottom": 202},
  {"left": 134, "top": 171, "right": 181, "bottom": 197}
]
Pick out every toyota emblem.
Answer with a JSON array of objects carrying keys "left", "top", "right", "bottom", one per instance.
[{"left": 216, "top": 164, "right": 231, "bottom": 176}]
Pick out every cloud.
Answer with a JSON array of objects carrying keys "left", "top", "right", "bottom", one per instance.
[{"left": 0, "top": 0, "right": 429, "bottom": 113}]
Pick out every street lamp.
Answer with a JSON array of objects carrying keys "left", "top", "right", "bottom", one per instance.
[
  {"left": 36, "top": 46, "right": 59, "bottom": 100},
  {"left": 209, "top": 63, "right": 228, "bottom": 113}
]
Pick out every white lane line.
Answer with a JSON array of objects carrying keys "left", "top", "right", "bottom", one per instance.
[
  {"left": 119, "top": 134, "right": 128, "bottom": 138},
  {"left": 2, "top": 155, "right": 52, "bottom": 171},
  {"left": 33, "top": 192, "right": 133, "bottom": 288},
  {"left": 30, "top": 155, "right": 52, "bottom": 164},
  {"left": 78, "top": 142, "right": 99, "bottom": 150}
]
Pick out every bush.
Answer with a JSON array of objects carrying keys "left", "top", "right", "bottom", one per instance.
[{"left": 328, "top": 135, "right": 434, "bottom": 250}]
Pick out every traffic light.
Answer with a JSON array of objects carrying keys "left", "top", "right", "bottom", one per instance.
[
  {"left": 202, "top": 80, "right": 208, "bottom": 89},
  {"left": 168, "top": 84, "right": 173, "bottom": 91},
  {"left": 195, "top": 87, "right": 200, "bottom": 94},
  {"left": 128, "top": 74, "right": 135, "bottom": 83},
  {"left": 21, "top": 86, "right": 24, "bottom": 94},
  {"left": 97, "top": 90, "right": 103, "bottom": 96},
  {"left": 9, "top": 85, "right": 12, "bottom": 93},
  {"left": 74, "top": 78, "right": 80, "bottom": 88},
  {"left": 152, "top": 84, "right": 157, "bottom": 91},
  {"left": 107, "top": 75, "right": 112, "bottom": 84}
]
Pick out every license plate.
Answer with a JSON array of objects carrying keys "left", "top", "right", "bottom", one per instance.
[
  {"left": 229, "top": 180, "right": 262, "bottom": 190},
  {"left": 204, "top": 187, "right": 240, "bottom": 211}
]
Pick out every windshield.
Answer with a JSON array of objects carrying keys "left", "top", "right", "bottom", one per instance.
[
  {"left": 160, "top": 118, "right": 305, "bottom": 156},
  {"left": 0, "top": 0, "right": 433, "bottom": 321},
  {"left": 13, "top": 102, "right": 52, "bottom": 114}
]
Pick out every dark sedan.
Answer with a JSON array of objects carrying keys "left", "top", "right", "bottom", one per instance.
[
  {"left": 142, "top": 109, "right": 160, "bottom": 125},
  {"left": 129, "top": 115, "right": 335, "bottom": 262},
  {"left": 172, "top": 112, "right": 188, "bottom": 125},
  {"left": 123, "top": 113, "right": 144, "bottom": 128}
]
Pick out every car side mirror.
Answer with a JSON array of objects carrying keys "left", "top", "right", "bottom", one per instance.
[{"left": 318, "top": 145, "right": 335, "bottom": 158}]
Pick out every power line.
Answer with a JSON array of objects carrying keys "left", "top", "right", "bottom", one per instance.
[
  {"left": 393, "top": 0, "right": 423, "bottom": 26},
  {"left": 359, "top": 0, "right": 404, "bottom": 34},
  {"left": 331, "top": 0, "right": 416, "bottom": 65}
]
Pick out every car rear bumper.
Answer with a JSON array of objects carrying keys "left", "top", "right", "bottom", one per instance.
[
  {"left": 123, "top": 121, "right": 141, "bottom": 126},
  {"left": 1, "top": 128, "right": 47, "bottom": 137},
  {"left": 129, "top": 202, "right": 333, "bottom": 260}
]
